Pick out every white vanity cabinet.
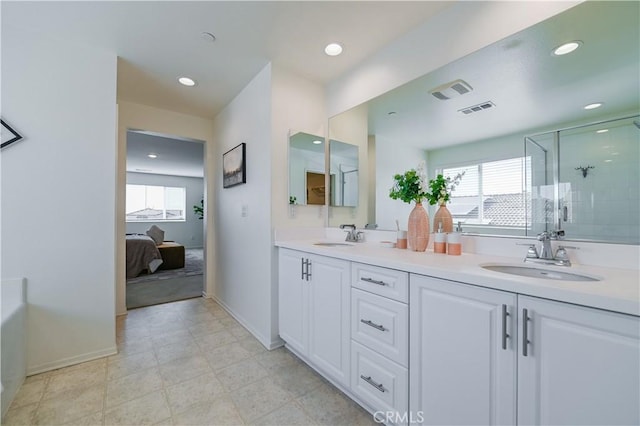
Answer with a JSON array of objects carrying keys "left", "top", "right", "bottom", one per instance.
[
  {"left": 278, "top": 248, "right": 351, "bottom": 387},
  {"left": 410, "top": 274, "right": 517, "bottom": 425},
  {"left": 410, "top": 273, "right": 640, "bottom": 426},
  {"left": 517, "top": 295, "right": 640, "bottom": 426},
  {"left": 351, "top": 263, "right": 409, "bottom": 424}
]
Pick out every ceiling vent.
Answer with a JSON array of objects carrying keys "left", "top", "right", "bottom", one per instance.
[
  {"left": 429, "top": 79, "right": 473, "bottom": 100},
  {"left": 459, "top": 101, "right": 496, "bottom": 115}
]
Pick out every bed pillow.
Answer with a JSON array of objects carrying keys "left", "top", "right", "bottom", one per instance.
[{"left": 146, "top": 225, "right": 165, "bottom": 245}]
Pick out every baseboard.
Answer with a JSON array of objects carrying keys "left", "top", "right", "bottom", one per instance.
[
  {"left": 210, "top": 296, "right": 280, "bottom": 351},
  {"left": 26, "top": 345, "right": 118, "bottom": 376}
]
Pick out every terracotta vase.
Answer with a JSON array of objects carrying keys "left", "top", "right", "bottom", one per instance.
[
  {"left": 408, "top": 202, "right": 430, "bottom": 252},
  {"left": 433, "top": 202, "right": 454, "bottom": 233}
]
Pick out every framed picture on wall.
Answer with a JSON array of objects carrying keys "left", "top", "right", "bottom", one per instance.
[
  {"left": 1, "top": 119, "right": 24, "bottom": 150},
  {"left": 223, "top": 142, "right": 246, "bottom": 188}
]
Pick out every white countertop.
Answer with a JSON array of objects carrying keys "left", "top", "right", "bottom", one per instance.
[{"left": 275, "top": 238, "right": 640, "bottom": 317}]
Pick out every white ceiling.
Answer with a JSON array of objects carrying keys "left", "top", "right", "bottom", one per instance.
[
  {"left": 127, "top": 131, "right": 204, "bottom": 178},
  {"left": 3, "top": 1, "right": 451, "bottom": 119},
  {"left": 364, "top": 1, "right": 640, "bottom": 150},
  {"left": 4, "top": 1, "right": 456, "bottom": 178}
]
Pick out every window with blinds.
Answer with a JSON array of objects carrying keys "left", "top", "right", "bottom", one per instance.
[
  {"left": 442, "top": 157, "right": 529, "bottom": 228},
  {"left": 126, "top": 184, "right": 186, "bottom": 222}
]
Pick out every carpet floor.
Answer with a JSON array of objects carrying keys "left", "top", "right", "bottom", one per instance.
[
  {"left": 126, "top": 248, "right": 204, "bottom": 309},
  {"left": 126, "top": 274, "right": 203, "bottom": 309}
]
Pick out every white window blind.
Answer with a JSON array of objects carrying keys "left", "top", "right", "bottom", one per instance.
[
  {"left": 442, "top": 157, "right": 528, "bottom": 228},
  {"left": 126, "top": 184, "right": 186, "bottom": 222}
]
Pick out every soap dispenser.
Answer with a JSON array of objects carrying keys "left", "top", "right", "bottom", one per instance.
[
  {"left": 447, "top": 222, "right": 462, "bottom": 256},
  {"left": 434, "top": 223, "right": 446, "bottom": 254}
]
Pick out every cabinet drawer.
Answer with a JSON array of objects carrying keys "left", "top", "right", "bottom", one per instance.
[
  {"left": 352, "top": 263, "right": 408, "bottom": 303},
  {"left": 352, "top": 288, "right": 408, "bottom": 367},
  {"left": 351, "top": 341, "right": 408, "bottom": 423}
]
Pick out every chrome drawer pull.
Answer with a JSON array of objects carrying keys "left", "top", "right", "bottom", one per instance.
[
  {"left": 360, "top": 319, "right": 387, "bottom": 332},
  {"left": 360, "top": 375, "right": 387, "bottom": 393},
  {"left": 361, "top": 277, "right": 388, "bottom": 286}
]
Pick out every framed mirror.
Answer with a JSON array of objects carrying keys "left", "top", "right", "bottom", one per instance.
[
  {"left": 288, "top": 131, "right": 326, "bottom": 206},
  {"left": 327, "top": 1, "right": 639, "bottom": 244}
]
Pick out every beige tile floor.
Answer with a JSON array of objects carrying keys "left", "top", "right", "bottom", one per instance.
[{"left": 3, "top": 297, "right": 377, "bottom": 426}]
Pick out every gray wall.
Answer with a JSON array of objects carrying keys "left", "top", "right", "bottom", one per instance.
[{"left": 126, "top": 172, "right": 204, "bottom": 248}]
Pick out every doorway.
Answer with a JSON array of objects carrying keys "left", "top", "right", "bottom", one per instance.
[{"left": 124, "top": 130, "right": 205, "bottom": 309}]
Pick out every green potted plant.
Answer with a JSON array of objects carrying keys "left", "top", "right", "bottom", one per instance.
[
  {"left": 389, "top": 162, "right": 431, "bottom": 251},
  {"left": 193, "top": 198, "right": 204, "bottom": 220},
  {"left": 427, "top": 172, "right": 464, "bottom": 232}
]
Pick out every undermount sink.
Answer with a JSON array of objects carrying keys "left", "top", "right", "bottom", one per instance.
[
  {"left": 313, "top": 242, "right": 354, "bottom": 247},
  {"left": 481, "top": 264, "right": 601, "bottom": 282}
]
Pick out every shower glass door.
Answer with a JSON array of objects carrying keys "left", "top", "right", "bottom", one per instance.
[
  {"left": 525, "top": 133, "right": 555, "bottom": 236},
  {"left": 557, "top": 116, "right": 640, "bottom": 243}
]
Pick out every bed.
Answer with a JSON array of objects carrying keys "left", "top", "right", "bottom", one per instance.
[{"left": 126, "top": 234, "right": 163, "bottom": 278}]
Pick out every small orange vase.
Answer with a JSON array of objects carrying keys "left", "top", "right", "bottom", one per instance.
[
  {"left": 408, "top": 202, "right": 430, "bottom": 252},
  {"left": 433, "top": 202, "right": 453, "bottom": 233}
]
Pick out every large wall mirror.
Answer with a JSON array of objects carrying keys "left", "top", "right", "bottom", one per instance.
[{"left": 327, "top": 1, "right": 639, "bottom": 244}]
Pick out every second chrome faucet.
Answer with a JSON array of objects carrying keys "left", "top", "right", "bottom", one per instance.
[
  {"left": 520, "top": 230, "right": 577, "bottom": 266},
  {"left": 340, "top": 224, "right": 364, "bottom": 242}
]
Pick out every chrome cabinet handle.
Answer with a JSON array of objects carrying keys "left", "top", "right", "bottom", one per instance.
[
  {"left": 361, "top": 277, "right": 387, "bottom": 286},
  {"left": 502, "top": 304, "right": 510, "bottom": 350},
  {"left": 301, "top": 258, "right": 305, "bottom": 280},
  {"left": 522, "top": 308, "right": 530, "bottom": 356},
  {"left": 360, "top": 375, "right": 387, "bottom": 393},
  {"left": 301, "top": 258, "right": 311, "bottom": 281},
  {"left": 360, "top": 319, "right": 387, "bottom": 332}
]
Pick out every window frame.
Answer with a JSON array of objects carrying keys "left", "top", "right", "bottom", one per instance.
[
  {"left": 437, "top": 156, "right": 530, "bottom": 231},
  {"left": 125, "top": 184, "right": 187, "bottom": 223}
]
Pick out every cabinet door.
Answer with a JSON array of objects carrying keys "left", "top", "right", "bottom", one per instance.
[
  {"left": 410, "top": 274, "right": 517, "bottom": 425},
  {"left": 308, "top": 254, "right": 351, "bottom": 387},
  {"left": 278, "top": 249, "right": 308, "bottom": 355},
  {"left": 518, "top": 296, "right": 640, "bottom": 426}
]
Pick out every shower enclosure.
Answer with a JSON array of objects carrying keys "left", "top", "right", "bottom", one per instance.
[{"left": 525, "top": 115, "right": 640, "bottom": 244}]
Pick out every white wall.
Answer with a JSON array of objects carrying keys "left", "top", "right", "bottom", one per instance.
[
  {"left": 212, "top": 64, "right": 274, "bottom": 347},
  {"left": 327, "top": 1, "right": 580, "bottom": 116},
  {"left": 1, "top": 24, "right": 118, "bottom": 373},
  {"left": 211, "top": 64, "right": 327, "bottom": 348},
  {"left": 125, "top": 172, "right": 204, "bottom": 248},
  {"left": 117, "top": 101, "right": 214, "bottom": 316}
]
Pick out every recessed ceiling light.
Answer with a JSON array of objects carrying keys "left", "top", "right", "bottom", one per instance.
[
  {"left": 604, "top": 159, "right": 613, "bottom": 163},
  {"left": 388, "top": 111, "right": 397, "bottom": 116},
  {"left": 596, "top": 129, "right": 609, "bottom": 133},
  {"left": 148, "top": 153, "right": 158, "bottom": 159},
  {"left": 552, "top": 41, "right": 582, "bottom": 56},
  {"left": 201, "top": 32, "right": 216, "bottom": 43},
  {"left": 313, "top": 140, "right": 323, "bottom": 145},
  {"left": 178, "top": 77, "right": 196, "bottom": 86},
  {"left": 584, "top": 102, "right": 603, "bottom": 110},
  {"left": 324, "top": 43, "right": 343, "bottom": 56}
]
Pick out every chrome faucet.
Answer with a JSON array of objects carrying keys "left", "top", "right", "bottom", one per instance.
[
  {"left": 519, "top": 230, "right": 577, "bottom": 266},
  {"left": 537, "top": 231, "right": 555, "bottom": 260},
  {"left": 340, "top": 224, "right": 364, "bottom": 242}
]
